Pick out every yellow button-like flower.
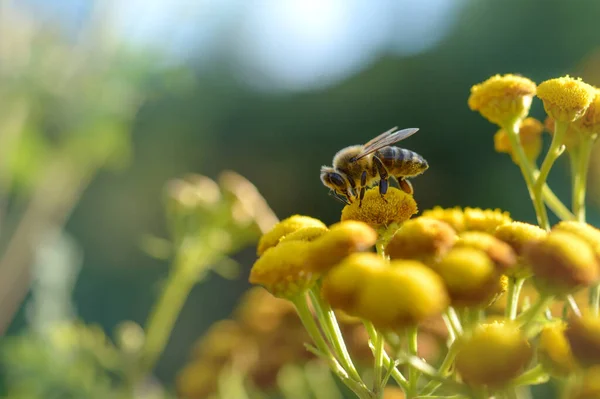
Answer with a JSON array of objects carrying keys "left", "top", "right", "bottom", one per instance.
[
  {"left": 464, "top": 207, "right": 512, "bottom": 233},
  {"left": 566, "top": 313, "right": 600, "bottom": 367},
  {"left": 525, "top": 230, "right": 599, "bottom": 296},
  {"left": 538, "top": 320, "right": 578, "bottom": 377},
  {"left": 537, "top": 76, "right": 596, "bottom": 122},
  {"left": 553, "top": 220, "right": 600, "bottom": 259},
  {"left": 421, "top": 206, "right": 466, "bottom": 232},
  {"left": 433, "top": 247, "right": 502, "bottom": 307},
  {"left": 494, "top": 117, "right": 544, "bottom": 164},
  {"left": 455, "top": 321, "right": 532, "bottom": 387},
  {"left": 574, "top": 89, "right": 600, "bottom": 135},
  {"left": 385, "top": 217, "right": 457, "bottom": 263},
  {"left": 456, "top": 231, "right": 517, "bottom": 272},
  {"left": 176, "top": 360, "right": 219, "bottom": 399},
  {"left": 308, "top": 220, "right": 378, "bottom": 273},
  {"left": 250, "top": 240, "right": 318, "bottom": 299},
  {"left": 321, "top": 253, "right": 387, "bottom": 312},
  {"left": 257, "top": 215, "right": 326, "bottom": 256},
  {"left": 495, "top": 221, "right": 548, "bottom": 256},
  {"left": 279, "top": 226, "right": 329, "bottom": 244},
  {"left": 354, "top": 260, "right": 449, "bottom": 330},
  {"left": 341, "top": 187, "right": 418, "bottom": 228},
  {"left": 468, "top": 74, "right": 536, "bottom": 125}
]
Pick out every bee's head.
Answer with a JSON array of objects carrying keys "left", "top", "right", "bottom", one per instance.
[{"left": 320, "top": 166, "right": 354, "bottom": 203}]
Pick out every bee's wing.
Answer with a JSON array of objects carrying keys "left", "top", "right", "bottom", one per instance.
[{"left": 352, "top": 127, "right": 420, "bottom": 161}]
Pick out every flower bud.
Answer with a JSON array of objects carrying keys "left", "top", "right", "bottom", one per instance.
[
  {"left": 455, "top": 321, "right": 532, "bottom": 387},
  {"left": 385, "top": 217, "right": 457, "bottom": 263}
]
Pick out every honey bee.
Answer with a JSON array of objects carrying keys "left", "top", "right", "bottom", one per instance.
[{"left": 320, "top": 126, "right": 428, "bottom": 206}]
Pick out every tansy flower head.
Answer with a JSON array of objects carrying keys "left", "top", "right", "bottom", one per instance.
[
  {"left": 278, "top": 226, "right": 329, "bottom": 244},
  {"left": 573, "top": 89, "right": 600, "bottom": 136},
  {"left": 566, "top": 313, "right": 600, "bottom": 368},
  {"left": 308, "top": 220, "right": 378, "bottom": 273},
  {"left": 354, "top": 260, "right": 449, "bottom": 330},
  {"left": 524, "top": 230, "right": 599, "bottom": 296},
  {"left": 536, "top": 76, "right": 596, "bottom": 122},
  {"left": 385, "top": 217, "right": 457, "bottom": 263},
  {"left": 455, "top": 321, "right": 532, "bottom": 387},
  {"left": 468, "top": 74, "right": 536, "bottom": 125},
  {"left": 421, "top": 206, "right": 466, "bottom": 232},
  {"left": 250, "top": 241, "right": 318, "bottom": 299},
  {"left": 553, "top": 220, "right": 600, "bottom": 259},
  {"left": 538, "top": 320, "right": 578, "bottom": 377},
  {"left": 494, "top": 117, "right": 544, "bottom": 164},
  {"left": 257, "top": 215, "right": 326, "bottom": 256},
  {"left": 234, "top": 287, "right": 296, "bottom": 337},
  {"left": 463, "top": 207, "right": 512, "bottom": 233},
  {"left": 432, "top": 247, "right": 503, "bottom": 308},
  {"left": 456, "top": 231, "right": 517, "bottom": 272},
  {"left": 494, "top": 222, "right": 548, "bottom": 256},
  {"left": 322, "top": 253, "right": 387, "bottom": 313},
  {"left": 341, "top": 187, "right": 418, "bottom": 228}
]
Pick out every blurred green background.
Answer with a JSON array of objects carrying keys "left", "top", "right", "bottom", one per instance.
[{"left": 2, "top": 0, "right": 600, "bottom": 395}]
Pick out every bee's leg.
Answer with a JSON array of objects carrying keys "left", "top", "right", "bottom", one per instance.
[
  {"left": 329, "top": 191, "right": 351, "bottom": 205},
  {"left": 359, "top": 171, "right": 367, "bottom": 207},
  {"left": 372, "top": 156, "right": 389, "bottom": 202},
  {"left": 399, "top": 178, "right": 414, "bottom": 195}
]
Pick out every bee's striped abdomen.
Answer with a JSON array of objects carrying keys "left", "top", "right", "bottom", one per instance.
[{"left": 375, "top": 146, "right": 428, "bottom": 178}]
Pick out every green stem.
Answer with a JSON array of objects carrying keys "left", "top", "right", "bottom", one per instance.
[
  {"left": 373, "top": 328, "right": 385, "bottom": 393},
  {"left": 401, "top": 355, "right": 467, "bottom": 394},
  {"left": 420, "top": 342, "right": 460, "bottom": 396},
  {"left": 140, "top": 260, "right": 200, "bottom": 373},
  {"left": 534, "top": 120, "right": 569, "bottom": 230},
  {"left": 293, "top": 295, "right": 370, "bottom": 399},
  {"left": 519, "top": 295, "right": 553, "bottom": 336},
  {"left": 572, "top": 135, "right": 594, "bottom": 222},
  {"left": 502, "top": 119, "right": 549, "bottom": 229},
  {"left": 511, "top": 364, "right": 549, "bottom": 387},
  {"left": 445, "top": 307, "right": 463, "bottom": 335},
  {"left": 505, "top": 278, "right": 526, "bottom": 320},
  {"left": 406, "top": 327, "right": 420, "bottom": 399},
  {"left": 363, "top": 321, "right": 409, "bottom": 392},
  {"left": 542, "top": 183, "right": 575, "bottom": 221},
  {"left": 567, "top": 294, "right": 582, "bottom": 317},
  {"left": 309, "top": 286, "right": 363, "bottom": 384},
  {"left": 590, "top": 283, "right": 600, "bottom": 317}
]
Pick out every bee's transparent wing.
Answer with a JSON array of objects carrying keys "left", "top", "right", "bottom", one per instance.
[{"left": 352, "top": 127, "right": 419, "bottom": 161}]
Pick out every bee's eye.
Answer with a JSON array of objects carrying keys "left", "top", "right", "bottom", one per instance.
[{"left": 329, "top": 173, "right": 346, "bottom": 187}]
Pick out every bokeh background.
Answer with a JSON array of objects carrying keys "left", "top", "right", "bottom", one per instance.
[{"left": 2, "top": 0, "right": 600, "bottom": 396}]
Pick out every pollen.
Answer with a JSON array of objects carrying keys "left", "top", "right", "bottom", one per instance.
[
  {"left": 308, "top": 221, "right": 378, "bottom": 273},
  {"left": 494, "top": 117, "right": 544, "bottom": 164},
  {"left": 524, "top": 230, "right": 599, "bottom": 296},
  {"left": 341, "top": 187, "right": 418, "bottom": 228},
  {"left": 468, "top": 74, "right": 537, "bottom": 125},
  {"left": 455, "top": 321, "right": 532, "bottom": 387},
  {"left": 249, "top": 240, "right": 319, "bottom": 299},
  {"left": 257, "top": 215, "right": 326, "bottom": 256},
  {"left": 536, "top": 76, "right": 596, "bottom": 122},
  {"left": 385, "top": 217, "right": 457, "bottom": 263}
]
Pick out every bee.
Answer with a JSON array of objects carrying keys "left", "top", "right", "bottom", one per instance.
[{"left": 320, "top": 126, "right": 428, "bottom": 206}]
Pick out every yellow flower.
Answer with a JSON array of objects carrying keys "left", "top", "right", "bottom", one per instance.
[
  {"left": 308, "top": 221, "right": 378, "bottom": 273},
  {"left": 385, "top": 217, "right": 457, "bottom": 263},
  {"left": 176, "top": 360, "right": 219, "bottom": 399},
  {"left": 573, "top": 89, "right": 600, "bottom": 136},
  {"left": 525, "top": 230, "right": 599, "bottom": 296},
  {"left": 468, "top": 74, "right": 536, "bottom": 125},
  {"left": 494, "top": 221, "right": 547, "bottom": 256},
  {"left": 233, "top": 287, "right": 297, "bottom": 337},
  {"left": 455, "top": 231, "right": 517, "bottom": 273},
  {"left": 432, "top": 247, "right": 503, "bottom": 308},
  {"left": 463, "top": 207, "right": 512, "bottom": 233},
  {"left": 250, "top": 241, "right": 319, "bottom": 299},
  {"left": 566, "top": 313, "right": 600, "bottom": 368},
  {"left": 455, "top": 321, "right": 532, "bottom": 387},
  {"left": 354, "top": 260, "right": 449, "bottom": 330},
  {"left": 257, "top": 215, "right": 326, "bottom": 256},
  {"left": 421, "top": 206, "right": 466, "bottom": 232},
  {"left": 553, "top": 220, "right": 600, "bottom": 259},
  {"left": 570, "top": 366, "right": 600, "bottom": 399},
  {"left": 538, "top": 320, "right": 578, "bottom": 377},
  {"left": 192, "top": 320, "right": 256, "bottom": 367},
  {"left": 494, "top": 117, "right": 544, "bottom": 164},
  {"left": 322, "top": 253, "right": 387, "bottom": 313},
  {"left": 279, "top": 226, "right": 329, "bottom": 244},
  {"left": 537, "top": 76, "right": 596, "bottom": 122},
  {"left": 341, "top": 187, "right": 418, "bottom": 228}
]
